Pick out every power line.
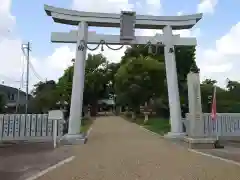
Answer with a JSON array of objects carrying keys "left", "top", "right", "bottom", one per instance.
[
  {"left": 29, "top": 61, "right": 44, "bottom": 81},
  {"left": 21, "top": 43, "right": 44, "bottom": 82}
]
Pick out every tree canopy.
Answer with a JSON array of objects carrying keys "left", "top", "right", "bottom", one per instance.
[{"left": 29, "top": 45, "right": 240, "bottom": 115}]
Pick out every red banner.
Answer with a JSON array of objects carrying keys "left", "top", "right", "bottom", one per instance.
[{"left": 211, "top": 86, "right": 217, "bottom": 121}]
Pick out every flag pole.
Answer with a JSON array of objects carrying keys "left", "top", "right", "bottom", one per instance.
[
  {"left": 211, "top": 85, "right": 217, "bottom": 139},
  {"left": 211, "top": 85, "right": 224, "bottom": 148},
  {"left": 214, "top": 86, "right": 218, "bottom": 141}
]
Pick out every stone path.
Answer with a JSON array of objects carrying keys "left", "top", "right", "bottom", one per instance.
[{"left": 37, "top": 116, "right": 240, "bottom": 180}]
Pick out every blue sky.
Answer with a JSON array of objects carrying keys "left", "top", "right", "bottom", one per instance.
[
  {"left": 1, "top": 0, "right": 240, "bottom": 89},
  {"left": 11, "top": 0, "right": 239, "bottom": 52}
]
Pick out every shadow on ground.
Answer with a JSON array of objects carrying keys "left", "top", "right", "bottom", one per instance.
[{"left": 0, "top": 142, "right": 72, "bottom": 180}]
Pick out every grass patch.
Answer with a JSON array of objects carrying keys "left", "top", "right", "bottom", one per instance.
[
  {"left": 122, "top": 115, "right": 170, "bottom": 135},
  {"left": 80, "top": 117, "right": 93, "bottom": 133},
  {"left": 143, "top": 118, "right": 170, "bottom": 135}
]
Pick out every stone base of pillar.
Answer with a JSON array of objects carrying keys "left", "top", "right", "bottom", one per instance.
[
  {"left": 184, "top": 137, "right": 217, "bottom": 149},
  {"left": 164, "top": 132, "right": 186, "bottom": 139},
  {"left": 59, "top": 133, "right": 86, "bottom": 145}
]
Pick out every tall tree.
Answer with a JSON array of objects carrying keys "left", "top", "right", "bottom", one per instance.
[
  {"left": 119, "top": 45, "right": 197, "bottom": 115},
  {"left": 115, "top": 55, "right": 165, "bottom": 113},
  {"left": 57, "top": 53, "right": 113, "bottom": 114},
  {"left": 29, "top": 80, "right": 58, "bottom": 113}
]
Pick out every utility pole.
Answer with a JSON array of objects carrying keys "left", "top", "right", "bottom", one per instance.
[
  {"left": 15, "top": 88, "right": 20, "bottom": 113},
  {"left": 22, "top": 42, "right": 31, "bottom": 114}
]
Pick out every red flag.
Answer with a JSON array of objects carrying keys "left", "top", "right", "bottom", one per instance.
[{"left": 211, "top": 86, "right": 217, "bottom": 121}]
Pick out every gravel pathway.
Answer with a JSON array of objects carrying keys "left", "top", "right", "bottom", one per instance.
[{"left": 37, "top": 116, "right": 240, "bottom": 180}]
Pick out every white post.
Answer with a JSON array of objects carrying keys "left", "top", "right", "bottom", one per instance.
[
  {"left": 48, "top": 110, "right": 63, "bottom": 148},
  {"left": 163, "top": 25, "right": 184, "bottom": 138},
  {"left": 53, "top": 119, "right": 57, "bottom": 148},
  {"left": 144, "top": 113, "right": 149, "bottom": 124},
  {"left": 68, "top": 21, "right": 88, "bottom": 135}
]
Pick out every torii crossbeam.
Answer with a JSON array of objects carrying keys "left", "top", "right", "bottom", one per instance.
[
  {"left": 51, "top": 31, "right": 197, "bottom": 46},
  {"left": 44, "top": 4, "right": 202, "bottom": 144}
]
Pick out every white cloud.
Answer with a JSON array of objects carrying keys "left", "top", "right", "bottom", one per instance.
[
  {"left": 30, "top": 46, "right": 75, "bottom": 85},
  {"left": 0, "top": 0, "right": 23, "bottom": 88},
  {"left": 215, "top": 23, "right": 240, "bottom": 55},
  {"left": 0, "top": 0, "right": 15, "bottom": 39},
  {"left": 177, "top": 11, "right": 183, "bottom": 16},
  {"left": 197, "top": 22, "right": 240, "bottom": 87},
  {"left": 28, "top": 44, "right": 127, "bottom": 89},
  {"left": 197, "top": 0, "right": 218, "bottom": 14}
]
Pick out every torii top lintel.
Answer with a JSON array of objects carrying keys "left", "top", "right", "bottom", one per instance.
[{"left": 44, "top": 5, "right": 202, "bottom": 30}]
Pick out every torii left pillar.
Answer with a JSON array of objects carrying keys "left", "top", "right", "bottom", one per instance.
[
  {"left": 63, "top": 22, "right": 88, "bottom": 143},
  {"left": 163, "top": 25, "right": 185, "bottom": 138}
]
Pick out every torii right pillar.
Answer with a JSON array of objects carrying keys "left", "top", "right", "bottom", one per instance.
[{"left": 163, "top": 25, "right": 186, "bottom": 138}]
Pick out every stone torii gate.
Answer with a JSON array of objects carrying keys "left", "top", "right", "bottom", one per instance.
[{"left": 44, "top": 5, "right": 202, "bottom": 143}]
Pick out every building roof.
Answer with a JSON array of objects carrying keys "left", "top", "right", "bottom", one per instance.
[{"left": 0, "top": 84, "right": 31, "bottom": 97}]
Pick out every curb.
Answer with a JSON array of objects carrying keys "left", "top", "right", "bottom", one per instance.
[
  {"left": 188, "top": 149, "right": 240, "bottom": 167},
  {"left": 139, "top": 126, "right": 164, "bottom": 138},
  {"left": 84, "top": 127, "right": 93, "bottom": 144},
  {"left": 25, "top": 156, "right": 75, "bottom": 180}
]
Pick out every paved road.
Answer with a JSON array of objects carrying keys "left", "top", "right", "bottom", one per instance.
[
  {"left": 0, "top": 142, "right": 72, "bottom": 180},
  {"left": 37, "top": 116, "right": 240, "bottom": 180}
]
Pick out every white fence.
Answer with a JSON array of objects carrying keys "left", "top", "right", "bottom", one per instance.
[
  {"left": 183, "top": 113, "right": 240, "bottom": 139},
  {"left": 0, "top": 114, "right": 64, "bottom": 142}
]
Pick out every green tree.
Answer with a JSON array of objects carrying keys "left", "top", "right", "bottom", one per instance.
[
  {"left": 29, "top": 80, "right": 59, "bottom": 113},
  {"left": 200, "top": 78, "right": 240, "bottom": 113},
  {"left": 202, "top": 79, "right": 217, "bottom": 85},
  {"left": 115, "top": 55, "right": 165, "bottom": 114},
  {"left": 57, "top": 53, "right": 112, "bottom": 114},
  {"left": 119, "top": 45, "right": 197, "bottom": 116}
]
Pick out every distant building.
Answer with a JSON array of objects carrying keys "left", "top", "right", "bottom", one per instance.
[
  {"left": 0, "top": 84, "right": 32, "bottom": 113},
  {"left": 98, "top": 99, "right": 115, "bottom": 106},
  {"left": 98, "top": 99, "right": 115, "bottom": 112}
]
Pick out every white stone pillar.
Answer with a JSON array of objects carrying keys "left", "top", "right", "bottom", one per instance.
[
  {"left": 187, "top": 72, "right": 204, "bottom": 137},
  {"left": 68, "top": 21, "right": 88, "bottom": 135},
  {"left": 163, "top": 25, "right": 184, "bottom": 138}
]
